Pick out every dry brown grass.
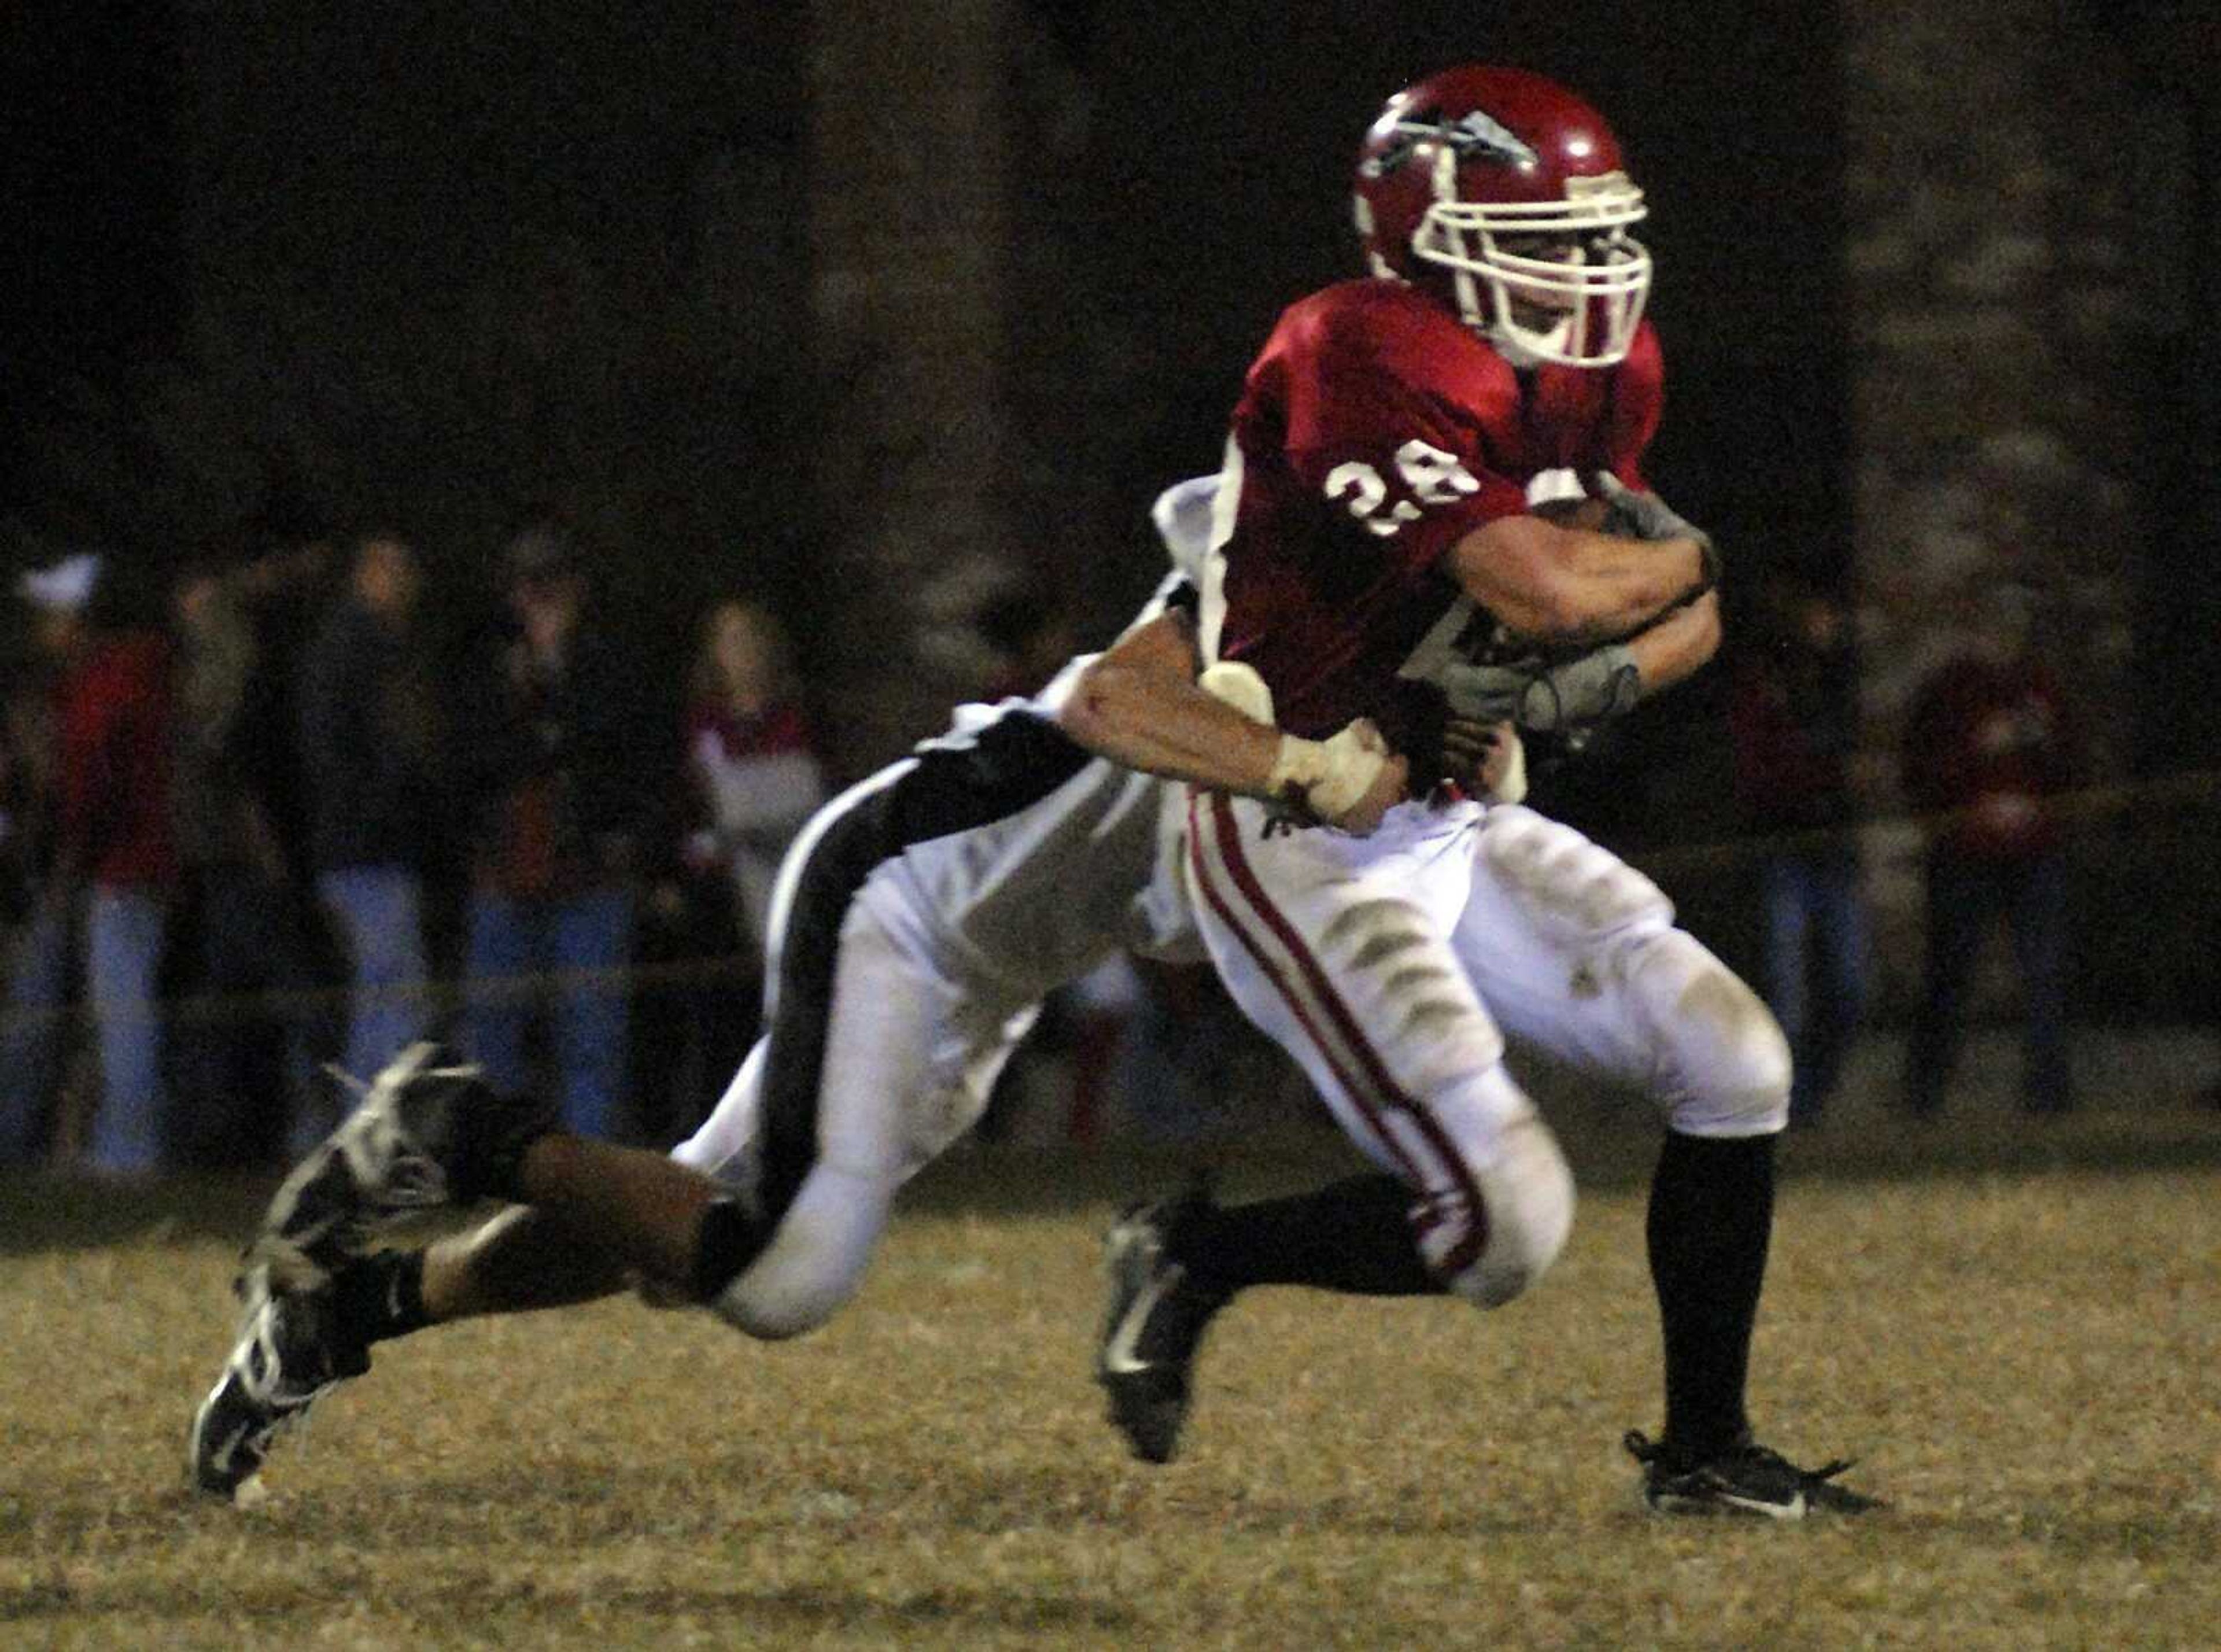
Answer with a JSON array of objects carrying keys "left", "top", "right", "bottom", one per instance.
[{"left": 3, "top": 1096, "right": 2219, "bottom": 1650}]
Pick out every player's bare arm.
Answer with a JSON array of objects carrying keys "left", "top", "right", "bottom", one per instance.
[
  {"left": 1057, "top": 607, "right": 1408, "bottom": 834},
  {"left": 1619, "top": 584, "right": 1722, "bottom": 692},
  {"left": 1448, "top": 512, "right": 1710, "bottom": 646},
  {"left": 1058, "top": 609, "right": 1278, "bottom": 791}
]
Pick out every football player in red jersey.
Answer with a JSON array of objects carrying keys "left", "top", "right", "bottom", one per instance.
[{"left": 1094, "top": 65, "right": 1877, "bottom": 1517}]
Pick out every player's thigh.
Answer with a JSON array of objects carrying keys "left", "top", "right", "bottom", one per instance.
[
  {"left": 702, "top": 900, "right": 1019, "bottom": 1339},
  {"left": 1459, "top": 806, "right": 1787, "bottom": 1132},
  {"left": 817, "top": 905, "right": 1038, "bottom": 1182},
  {"left": 1189, "top": 790, "right": 1573, "bottom": 1305},
  {"left": 1455, "top": 805, "right": 1675, "bottom": 1077},
  {"left": 1184, "top": 788, "right": 1504, "bottom": 1163},
  {"left": 700, "top": 895, "right": 990, "bottom": 1199}
]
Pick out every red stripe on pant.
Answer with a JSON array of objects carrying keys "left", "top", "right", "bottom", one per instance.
[
  {"left": 1191, "top": 791, "right": 1488, "bottom": 1279},
  {"left": 1185, "top": 794, "right": 1397, "bottom": 1170}
]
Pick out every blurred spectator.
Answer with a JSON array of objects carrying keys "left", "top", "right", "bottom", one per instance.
[
  {"left": 681, "top": 599, "right": 827, "bottom": 946},
  {"left": 300, "top": 534, "right": 441, "bottom": 1089},
  {"left": 49, "top": 559, "right": 178, "bottom": 1176},
  {"left": 230, "top": 523, "right": 340, "bottom": 889},
  {"left": 456, "top": 520, "right": 646, "bottom": 1139},
  {"left": 0, "top": 553, "right": 101, "bottom": 1164},
  {"left": 635, "top": 598, "right": 826, "bottom": 1141},
  {"left": 1900, "top": 582, "right": 2079, "bottom": 1116},
  {"left": 1726, "top": 570, "right": 1869, "bottom": 1126},
  {"left": 165, "top": 545, "right": 327, "bottom": 1166}
]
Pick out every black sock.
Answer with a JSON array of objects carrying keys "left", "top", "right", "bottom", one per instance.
[
  {"left": 1646, "top": 1130, "right": 1777, "bottom": 1463},
  {"left": 689, "top": 1196, "right": 765, "bottom": 1302},
  {"left": 470, "top": 1098, "right": 564, "bottom": 1205},
  {"left": 335, "top": 1248, "right": 433, "bottom": 1345},
  {"left": 1171, "top": 1174, "right": 1444, "bottom": 1300}
]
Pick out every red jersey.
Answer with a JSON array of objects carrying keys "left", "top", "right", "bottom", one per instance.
[
  {"left": 1901, "top": 654, "right": 2075, "bottom": 860},
  {"left": 1208, "top": 278, "right": 1664, "bottom": 743},
  {"left": 59, "top": 631, "right": 175, "bottom": 888}
]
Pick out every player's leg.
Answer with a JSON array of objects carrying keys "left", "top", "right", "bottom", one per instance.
[
  {"left": 698, "top": 893, "right": 1031, "bottom": 1340},
  {"left": 188, "top": 1046, "right": 743, "bottom": 1500},
  {"left": 190, "top": 772, "right": 921, "bottom": 1499},
  {"left": 1453, "top": 804, "right": 1871, "bottom": 1515},
  {"left": 1189, "top": 792, "right": 1574, "bottom": 1301},
  {"left": 1097, "top": 790, "right": 1574, "bottom": 1462},
  {"left": 263, "top": 1039, "right": 781, "bottom": 1406},
  {"left": 316, "top": 776, "right": 1038, "bottom": 1348}
]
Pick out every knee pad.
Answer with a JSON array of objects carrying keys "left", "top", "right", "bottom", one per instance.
[
  {"left": 1430, "top": 1112, "right": 1577, "bottom": 1310},
  {"left": 1628, "top": 931, "right": 1791, "bottom": 1138}
]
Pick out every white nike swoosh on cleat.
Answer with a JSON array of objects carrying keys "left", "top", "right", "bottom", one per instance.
[
  {"left": 1663, "top": 1489, "right": 1804, "bottom": 1520},
  {"left": 1100, "top": 1262, "right": 1184, "bottom": 1377}
]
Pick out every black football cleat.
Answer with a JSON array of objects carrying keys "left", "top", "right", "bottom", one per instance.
[
  {"left": 1624, "top": 1429, "right": 1883, "bottom": 1520},
  {"left": 1095, "top": 1185, "right": 1227, "bottom": 1465},
  {"left": 189, "top": 1273, "right": 370, "bottom": 1503},
  {"left": 239, "top": 1041, "right": 548, "bottom": 1292}
]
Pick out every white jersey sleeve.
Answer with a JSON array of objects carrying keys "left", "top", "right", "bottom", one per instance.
[{"left": 1150, "top": 473, "right": 1223, "bottom": 586}]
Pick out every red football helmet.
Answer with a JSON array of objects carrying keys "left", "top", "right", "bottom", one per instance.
[{"left": 1352, "top": 65, "right": 1651, "bottom": 367}]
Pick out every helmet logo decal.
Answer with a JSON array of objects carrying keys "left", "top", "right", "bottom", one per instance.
[{"left": 1360, "top": 106, "right": 1539, "bottom": 179}]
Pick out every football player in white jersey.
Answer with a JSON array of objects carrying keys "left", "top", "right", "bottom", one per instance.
[
  {"left": 187, "top": 513, "right": 1430, "bottom": 1502},
  {"left": 1090, "top": 65, "right": 1876, "bottom": 1519}
]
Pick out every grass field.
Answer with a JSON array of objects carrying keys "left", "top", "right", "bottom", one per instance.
[{"left": 3, "top": 1079, "right": 2219, "bottom": 1650}]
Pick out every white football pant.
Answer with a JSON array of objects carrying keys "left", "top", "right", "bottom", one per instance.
[
  {"left": 1184, "top": 787, "right": 1576, "bottom": 1308},
  {"left": 673, "top": 897, "right": 1038, "bottom": 1340},
  {"left": 1456, "top": 805, "right": 1791, "bottom": 1140}
]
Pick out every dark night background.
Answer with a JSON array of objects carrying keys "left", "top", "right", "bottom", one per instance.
[
  {"left": 3, "top": 4, "right": 187, "bottom": 514},
  {"left": 4, "top": 4, "right": 1849, "bottom": 592},
  {"left": 3, "top": 2, "right": 2216, "bottom": 1014}
]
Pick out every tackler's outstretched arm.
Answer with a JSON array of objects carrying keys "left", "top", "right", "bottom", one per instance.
[{"left": 1054, "top": 607, "right": 1407, "bottom": 834}]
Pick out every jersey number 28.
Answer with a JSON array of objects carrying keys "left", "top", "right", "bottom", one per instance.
[{"left": 1324, "top": 441, "right": 1480, "bottom": 538}]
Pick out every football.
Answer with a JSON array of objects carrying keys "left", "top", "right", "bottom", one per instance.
[{"left": 1533, "top": 495, "right": 1616, "bottom": 531}]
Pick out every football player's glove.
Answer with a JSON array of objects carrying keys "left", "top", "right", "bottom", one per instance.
[
  {"left": 1593, "top": 471, "right": 1705, "bottom": 544},
  {"left": 1268, "top": 720, "right": 1392, "bottom": 828},
  {"left": 1593, "top": 473, "right": 1721, "bottom": 593},
  {"left": 1439, "top": 644, "right": 1643, "bottom": 736}
]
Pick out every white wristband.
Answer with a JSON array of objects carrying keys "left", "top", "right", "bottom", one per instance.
[{"left": 1269, "top": 725, "right": 1385, "bottom": 823}]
